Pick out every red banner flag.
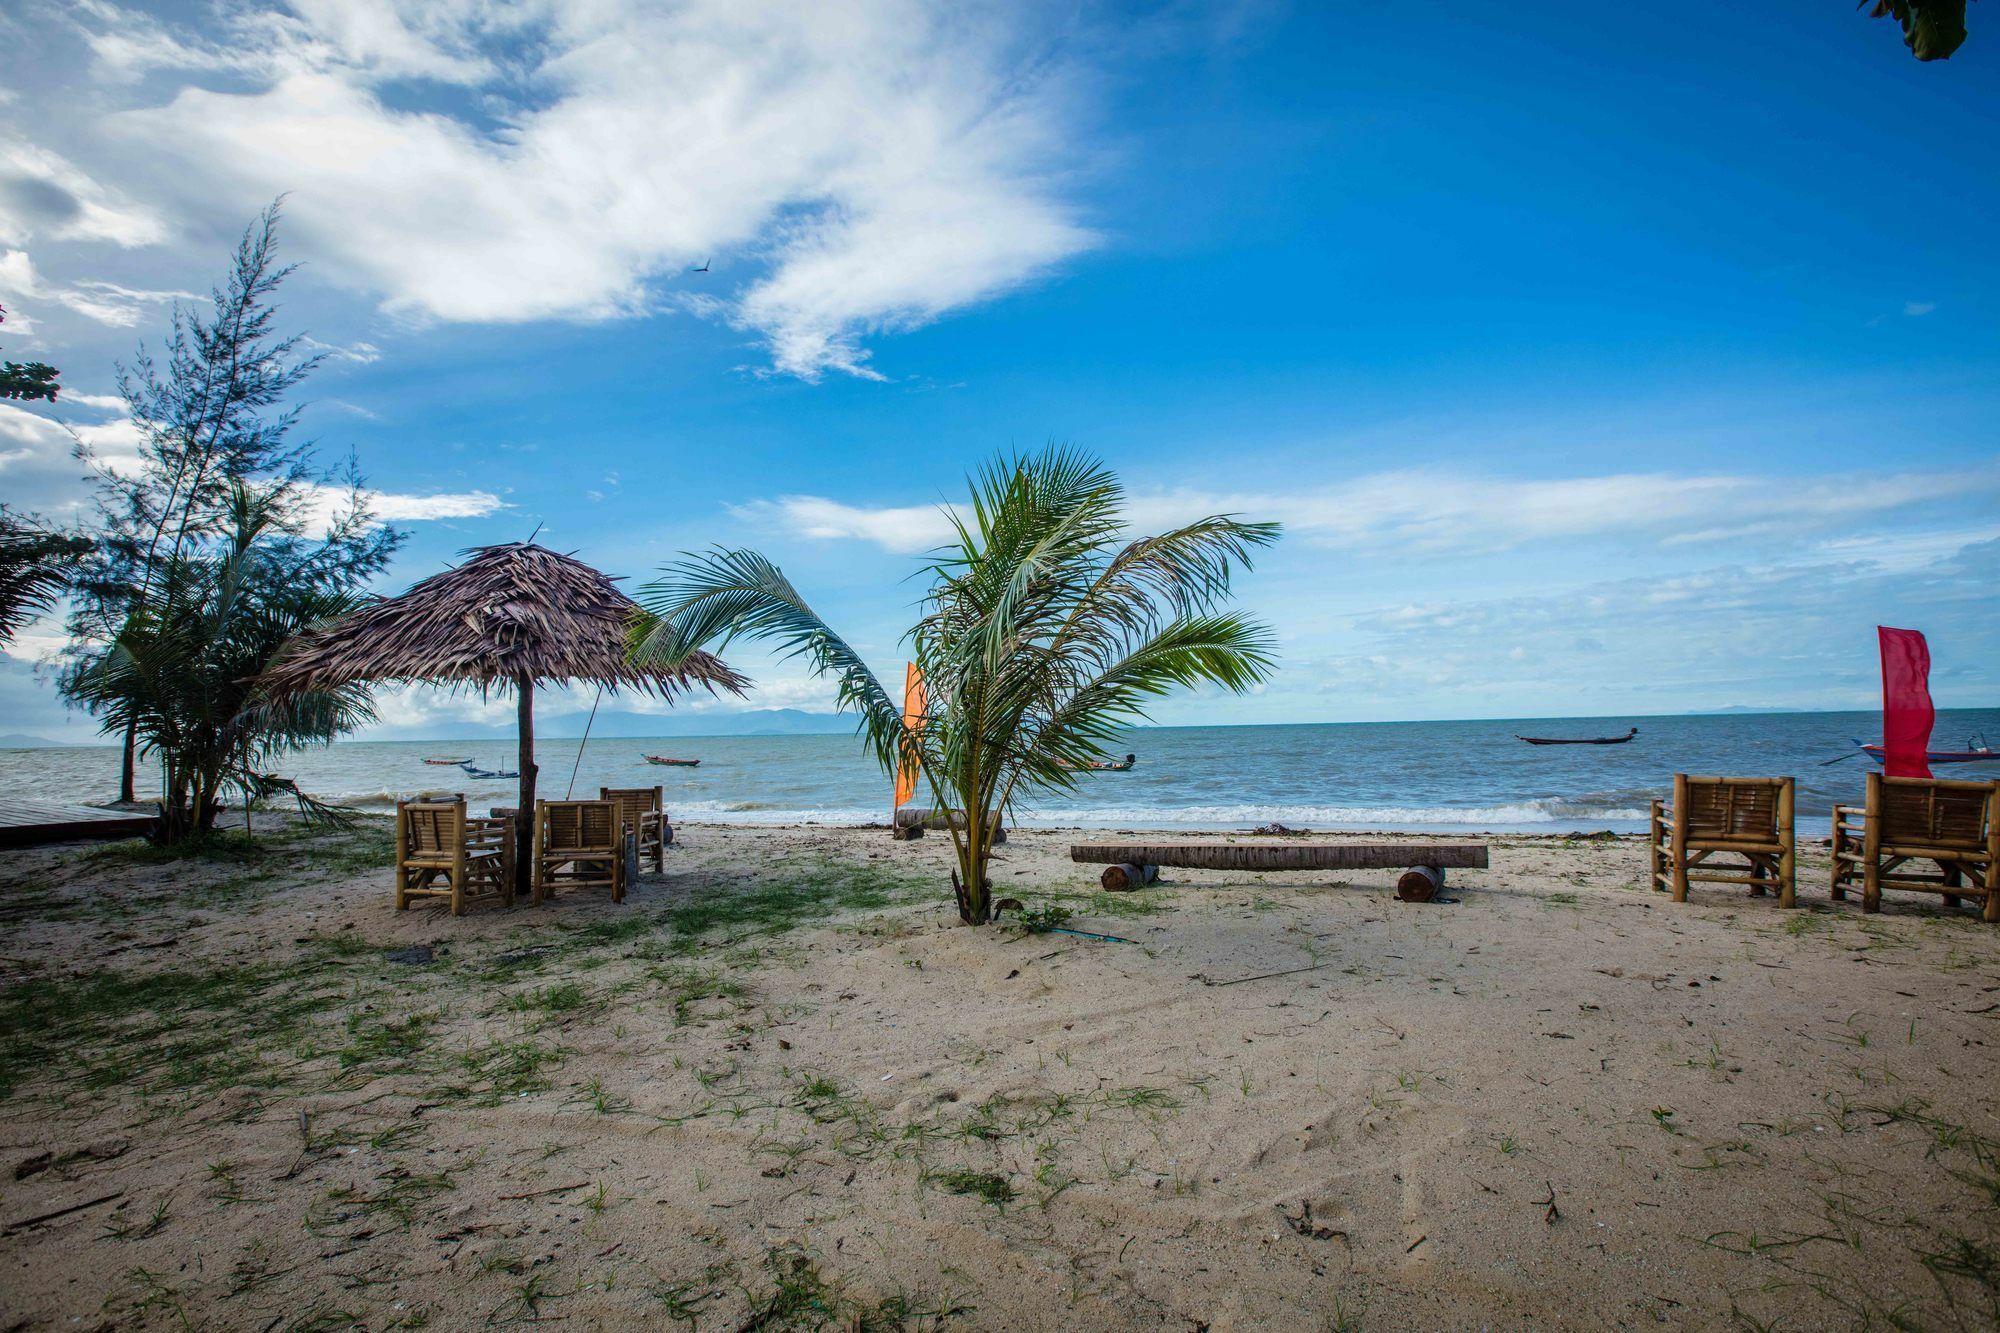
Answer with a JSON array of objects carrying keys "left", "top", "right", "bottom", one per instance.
[{"left": 1878, "top": 626, "right": 1934, "bottom": 780}]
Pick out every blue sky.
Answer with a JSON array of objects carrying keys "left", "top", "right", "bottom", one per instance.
[{"left": 2, "top": 0, "right": 1996, "bottom": 741}]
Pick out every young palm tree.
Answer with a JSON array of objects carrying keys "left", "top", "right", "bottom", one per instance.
[
  {"left": 69, "top": 483, "right": 374, "bottom": 842},
  {"left": 634, "top": 448, "right": 1279, "bottom": 924}
]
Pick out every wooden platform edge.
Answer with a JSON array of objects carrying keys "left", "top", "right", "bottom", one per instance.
[{"left": 0, "top": 813, "right": 158, "bottom": 848}]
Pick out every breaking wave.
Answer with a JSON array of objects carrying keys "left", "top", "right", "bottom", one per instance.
[{"left": 315, "top": 791, "right": 1649, "bottom": 829}]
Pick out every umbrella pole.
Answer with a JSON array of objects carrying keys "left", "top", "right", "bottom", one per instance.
[{"left": 516, "top": 675, "right": 538, "bottom": 902}]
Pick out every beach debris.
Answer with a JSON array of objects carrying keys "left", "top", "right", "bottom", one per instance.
[
  {"left": 1049, "top": 926, "right": 1141, "bottom": 945},
  {"left": 385, "top": 945, "right": 435, "bottom": 966},
  {"left": 1252, "top": 823, "right": 1311, "bottom": 836},
  {"left": 1533, "top": 1180, "right": 1561, "bottom": 1224},
  {"left": 1278, "top": 1199, "right": 1347, "bottom": 1242},
  {"left": 1196, "top": 961, "right": 1332, "bottom": 987},
  {"left": 4, "top": 1191, "right": 125, "bottom": 1234}
]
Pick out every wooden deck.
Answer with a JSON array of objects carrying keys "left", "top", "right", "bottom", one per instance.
[{"left": 0, "top": 798, "right": 157, "bottom": 847}]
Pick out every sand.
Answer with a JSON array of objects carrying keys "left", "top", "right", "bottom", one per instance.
[{"left": 1, "top": 817, "right": 1997, "bottom": 1330}]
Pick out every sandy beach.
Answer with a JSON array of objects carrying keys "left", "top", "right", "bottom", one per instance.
[{"left": 2, "top": 818, "right": 1997, "bottom": 1331}]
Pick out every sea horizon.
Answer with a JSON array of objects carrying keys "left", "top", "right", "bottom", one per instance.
[{"left": 8, "top": 707, "right": 1994, "bottom": 836}]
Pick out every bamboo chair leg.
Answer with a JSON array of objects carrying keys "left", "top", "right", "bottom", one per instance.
[
  {"left": 1778, "top": 779, "right": 1796, "bottom": 909},
  {"left": 1984, "top": 858, "right": 1999, "bottom": 924},
  {"left": 1669, "top": 776, "right": 1690, "bottom": 902},
  {"left": 1648, "top": 801, "right": 1665, "bottom": 892},
  {"left": 1863, "top": 857, "right": 1881, "bottom": 914}
]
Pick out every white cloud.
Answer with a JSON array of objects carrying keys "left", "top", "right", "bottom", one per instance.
[
  {"left": 84, "top": 0, "right": 1094, "bottom": 379},
  {"left": 297, "top": 481, "right": 509, "bottom": 531},
  {"left": 729, "top": 495, "right": 957, "bottom": 554},
  {"left": 1904, "top": 301, "right": 1937, "bottom": 317},
  {"left": 743, "top": 463, "right": 2000, "bottom": 557},
  {"left": 367, "top": 488, "right": 507, "bottom": 521},
  {"left": 0, "top": 247, "right": 188, "bottom": 328},
  {"left": 58, "top": 392, "right": 127, "bottom": 411},
  {"left": 0, "top": 138, "right": 166, "bottom": 248}
]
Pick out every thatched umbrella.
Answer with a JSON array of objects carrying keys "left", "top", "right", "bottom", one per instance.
[{"left": 262, "top": 542, "right": 746, "bottom": 895}]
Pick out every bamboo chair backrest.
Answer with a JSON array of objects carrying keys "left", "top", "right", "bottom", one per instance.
[
  {"left": 599, "top": 786, "right": 662, "bottom": 833},
  {"left": 1871, "top": 773, "right": 1995, "bottom": 849},
  {"left": 400, "top": 798, "right": 466, "bottom": 858},
  {"left": 540, "top": 799, "right": 619, "bottom": 854},
  {"left": 1681, "top": 777, "right": 1784, "bottom": 841}
]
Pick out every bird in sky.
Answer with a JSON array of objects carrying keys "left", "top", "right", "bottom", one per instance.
[{"left": 689, "top": 259, "right": 710, "bottom": 272}]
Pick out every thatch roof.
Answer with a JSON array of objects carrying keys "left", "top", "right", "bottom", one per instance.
[{"left": 262, "top": 542, "right": 746, "bottom": 699}]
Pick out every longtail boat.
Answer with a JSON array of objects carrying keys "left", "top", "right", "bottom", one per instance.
[
  {"left": 457, "top": 760, "right": 519, "bottom": 779},
  {"left": 423, "top": 756, "right": 470, "bottom": 765},
  {"left": 1516, "top": 727, "right": 1638, "bottom": 746},
  {"left": 644, "top": 756, "right": 701, "bottom": 767},
  {"left": 1852, "top": 735, "right": 1995, "bottom": 766}
]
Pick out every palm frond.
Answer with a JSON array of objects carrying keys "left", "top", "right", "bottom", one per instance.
[{"left": 633, "top": 547, "right": 905, "bottom": 771}]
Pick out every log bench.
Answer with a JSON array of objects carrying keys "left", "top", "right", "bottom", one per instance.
[{"left": 1069, "top": 841, "right": 1489, "bottom": 901}]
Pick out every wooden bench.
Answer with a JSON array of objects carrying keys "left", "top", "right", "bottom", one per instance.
[{"left": 1069, "top": 841, "right": 1489, "bottom": 900}]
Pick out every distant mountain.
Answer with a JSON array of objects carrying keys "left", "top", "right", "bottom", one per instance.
[{"left": 0, "top": 733, "right": 75, "bottom": 748}]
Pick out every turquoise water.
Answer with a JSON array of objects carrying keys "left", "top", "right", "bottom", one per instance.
[{"left": 4, "top": 710, "right": 1994, "bottom": 833}]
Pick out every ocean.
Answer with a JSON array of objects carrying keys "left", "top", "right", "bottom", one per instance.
[{"left": 4, "top": 709, "right": 1995, "bottom": 834}]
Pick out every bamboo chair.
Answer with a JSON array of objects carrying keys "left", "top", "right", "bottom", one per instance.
[
  {"left": 394, "top": 797, "right": 514, "bottom": 915},
  {"left": 1649, "top": 775, "right": 1796, "bottom": 907},
  {"left": 600, "top": 785, "right": 668, "bottom": 873},
  {"left": 1832, "top": 773, "right": 1999, "bottom": 921},
  {"left": 534, "top": 799, "right": 624, "bottom": 905}
]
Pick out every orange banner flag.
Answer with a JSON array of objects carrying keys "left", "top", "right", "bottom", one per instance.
[{"left": 893, "top": 661, "right": 927, "bottom": 810}]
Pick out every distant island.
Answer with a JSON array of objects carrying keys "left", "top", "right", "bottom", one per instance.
[{"left": 0, "top": 733, "right": 76, "bottom": 749}]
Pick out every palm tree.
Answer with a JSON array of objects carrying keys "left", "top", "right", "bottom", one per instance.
[
  {"left": 68, "top": 483, "right": 374, "bottom": 842},
  {"left": 634, "top": 448, "right": 1279, "bottom": 924}
]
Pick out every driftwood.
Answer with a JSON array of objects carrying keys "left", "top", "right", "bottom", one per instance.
[
  {"left": 894, "top": 807, "right": 1006, "bottom": 844},
  {"left": 1100, "top": 862, "right": 1159, "bottom": 892},
  {"left": 1069, "top": 843, "right": 1487, "bottom": 872}
]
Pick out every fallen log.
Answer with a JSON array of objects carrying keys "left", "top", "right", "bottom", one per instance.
[
  {"left": 1069, "top": 842, "right": 1486, "bottom": 873},
  {"left": 1396, "top": 865, "right": 1445, "bottom": 902}
]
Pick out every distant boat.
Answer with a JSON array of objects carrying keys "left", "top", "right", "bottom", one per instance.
[
  {"left": 458, "top": 760, "right": 520, "bottom": 779},
  {"left": 1061, "top": 753, "right": 1136, "bottom": 772},
  {"left": 423, "top": 756, "right": 470, "bottom": 765},
  {"left": 1852, "top": 735, "right": 1995, "bottom": 766},
  {"left": 644, "top": 755, "right": 701, "bottom": 767},
  {"left": 1516, "top": 727, "right": 1638, "bottom": 746}
]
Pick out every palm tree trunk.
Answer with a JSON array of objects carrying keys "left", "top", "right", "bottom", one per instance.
[
  {"left": 118, "top": 719, "right": 137, "bottom": 804},
  {"left": 955, "top": 819, "right": 993, "bottom": 925}
]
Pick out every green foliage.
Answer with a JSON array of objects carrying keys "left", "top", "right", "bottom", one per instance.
[
  {"left": 0, "top": 302, "right": 59, "bottom": 401},
  {"left": 0, "top": 506, "right": 91, "bottom": 644},
  {"left": 65, "top": 484, "right": 377, "bottom": 842},
  {"left": 1015, "top": 901, "right": 1073, "bottom": 934},
  {"left": 1862, "top": 0, "right": 1972, "bottom": 60},
  {"left": 636, "top": 447, "right": 1277, "bottom": 924}
]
